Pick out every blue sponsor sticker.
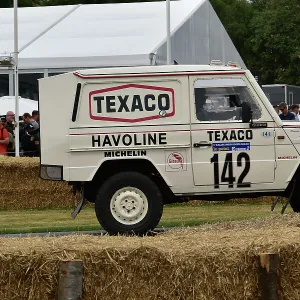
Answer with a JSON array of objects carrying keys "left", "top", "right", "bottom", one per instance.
[{"left": 212, "top": 142, "right": 250, "bottom": 152}]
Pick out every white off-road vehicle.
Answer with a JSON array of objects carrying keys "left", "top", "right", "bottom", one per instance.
[{"left": 39, "top": 62, "right": 300, "bottom": 235}]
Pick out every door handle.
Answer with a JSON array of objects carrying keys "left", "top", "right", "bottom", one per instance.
[{"left": 193, "top": 142, "right": 212, "bottom": 148}]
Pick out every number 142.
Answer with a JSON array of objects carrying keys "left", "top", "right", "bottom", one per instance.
[{"left": 210, "top": 152, "right": 251, "bottom": 189}]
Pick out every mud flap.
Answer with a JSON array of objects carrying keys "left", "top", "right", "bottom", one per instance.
[
  {"left": 271, "top": 178, "right": 296, "bottom": 214},
  {"left": 71, "top": 195, "right": 86, "bottom": 219},
  {"left": 71, "top": 183, "right": 86, "bottom": 219}
]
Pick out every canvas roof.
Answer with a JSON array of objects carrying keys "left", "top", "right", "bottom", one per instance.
[
  {"left": 0, "top": 96, "right": 38, "bottom": 116},
  {"left": 0, "top": 0, "right": 245, "bottom": 70}
]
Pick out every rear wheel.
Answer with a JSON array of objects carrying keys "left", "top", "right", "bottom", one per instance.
[
  {"left": 95, "top": 172, "right": 163, "bottom": 235},
  {"left": 290, "top": 194, "right": 300, "bottom": 213},
  {"left": 288, "top": 179, "right": 300, "bottom": 213}
]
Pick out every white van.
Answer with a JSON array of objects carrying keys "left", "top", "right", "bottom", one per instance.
[{"left": 38, "top": 63, "right": 300, "bottom": 235}]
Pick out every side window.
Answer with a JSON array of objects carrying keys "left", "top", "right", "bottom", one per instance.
[{"left": 194, "top": 79, "right": 262, "bottom": 122}]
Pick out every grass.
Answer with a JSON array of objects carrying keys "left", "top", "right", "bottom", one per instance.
[{"left": 0, "top": 200, "right": 293, "bottom": 234}]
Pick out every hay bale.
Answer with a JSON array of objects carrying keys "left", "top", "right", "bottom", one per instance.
[
  {"left": 0, "top": 157, "right": 278, "bottom": 210},
  {"left": 0, "top": 157, "right": 77, "bottom": 210},
  {"left": 1, "top": 214, "right": 300, "bottom": 300}
]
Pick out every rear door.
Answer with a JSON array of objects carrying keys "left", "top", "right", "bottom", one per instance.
[{"left": 189, "top": 75, "right": 276, "bottom": 191}]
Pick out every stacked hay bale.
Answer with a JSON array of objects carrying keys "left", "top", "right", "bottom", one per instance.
[
  {"left": 1, "top": 215, "right": 300, "bottom": 300},
  {"left": 0, "top": 157, "right": 76, "bottom": 210},
  {"left": 0, "top": 156, "right": 278, "bottom": 210}
]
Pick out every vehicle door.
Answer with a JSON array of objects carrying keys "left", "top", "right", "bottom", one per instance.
[{"left": 189, "top": 76, "right": 276, "bottom": 192}]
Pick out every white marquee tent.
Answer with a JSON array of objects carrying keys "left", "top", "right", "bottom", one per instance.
[
  {"left": 0, "top": 0, "right": 245, "bottom": 70},
  {"left": 0, "top": 0, "right": 246, "bottom": 99},
  {"left": 0, "top": 96, "right": 38, "bottom": 116}
]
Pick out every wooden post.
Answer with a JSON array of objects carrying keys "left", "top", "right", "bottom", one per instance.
[
  {"left": 259, "top": 253, "right": 280, "bottom": 300},
  {"left": 58, "top": 260, "right": 83, "bottom": 300}
]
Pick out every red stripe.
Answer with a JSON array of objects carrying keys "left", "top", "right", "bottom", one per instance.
[
  {"left": 70, "top": 129, "right": 190, "bottom": 136},
  {"left": 69, "top": 126, "right": 277, "bottom": 136},
  {"left": 74, "top": 71, "right": 245, "bottom": 80}
]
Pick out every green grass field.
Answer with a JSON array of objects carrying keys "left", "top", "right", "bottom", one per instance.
[{"left": 0, "top": 200, "right": 292, "bottom": 234}]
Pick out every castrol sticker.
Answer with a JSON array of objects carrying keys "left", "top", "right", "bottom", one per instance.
[
  {"left": 165, "top": 151, "right": 187, "bottom": 172},
  {"left": 89, "top": 83, "right": 175, "bottom": 123}
]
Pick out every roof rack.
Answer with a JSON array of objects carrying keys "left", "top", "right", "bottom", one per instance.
[
  {"left": 227, "top": 61, "right": 240, "bottom": 68},
  {"left": 210, "top": 60, "right": 223, "bottom": 66}
]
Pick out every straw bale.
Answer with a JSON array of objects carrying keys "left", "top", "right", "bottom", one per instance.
[
  {"left": 0, "top": 157, "right": 77, "bottom": 210},
  {"left": 1, "top": 214, "right": 300, "bottom": 300},
  {"left": 0, "top": 157, "right": 277, "bottom": 210}
]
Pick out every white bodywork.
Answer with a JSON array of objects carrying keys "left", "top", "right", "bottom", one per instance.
[{"left": 39, "top": 65, "right": 300, "bottom": 197}]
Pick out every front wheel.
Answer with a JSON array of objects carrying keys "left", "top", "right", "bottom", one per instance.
[
  {"left": 290, "top": 195, "right": 300, "bottom": 213},
  {"left": 95, "top": 172, "right": 163, "bottom": 235}
]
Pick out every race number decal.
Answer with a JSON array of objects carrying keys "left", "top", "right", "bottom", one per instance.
[
  {"left": 261, "top": 131, "right": 272, "bottom": 138},
  {"left": 210, "top": 152, "right": 251, "bottom": 188}
]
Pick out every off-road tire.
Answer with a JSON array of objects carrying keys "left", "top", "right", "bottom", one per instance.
[
  {"left": 95, "top": 172, "right": 163, "bottom": 235},
  {"left": 288, "top": 179, "right": 300, "bottom": 213},
  {"left": 290, "top": 194, "right": 300, "bottom": 213}
]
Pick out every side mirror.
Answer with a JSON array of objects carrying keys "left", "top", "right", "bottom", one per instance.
[{"left": 241, "top": 102, "right": 252, "bottom": 123}]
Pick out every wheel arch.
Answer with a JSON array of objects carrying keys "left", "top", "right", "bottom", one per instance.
[{"left": 84, "top": 158, "right": 175, "bottom": 204}]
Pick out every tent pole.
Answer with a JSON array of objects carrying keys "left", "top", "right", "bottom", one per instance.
[
  {"left": 166, "top": 0, "right": 171, "bottom": 65},
  {"left": 14, "top": 0, "right": 19, "bottom": 157}
]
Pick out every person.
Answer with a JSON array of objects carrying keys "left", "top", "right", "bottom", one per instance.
[
  {"left": 273, "top": 105, "right": 280, "bottom": 115},
  {"left": 5, "top": 111, "right": 16, "bottom": 156},
  {"left": 1, "top": 116, "right": 6, "bottom": 126},
  {"left": 20, "top": 113, "right": 36, "bottom": 157},
  {"left": 279, "top": 102, "right": 295, "bottom": 120},
  {"left": 31, "top": 110, "right": 39, "bottom": 130},
  {"left": 31, "top": 110, "right": 40, "bottom": 157},
  {"left": 290, "top": 104, "right": 300, "bottom": 121},
  {"left": 22, "top": 113, "right": 32, "bottom": 126},
  {"left": 5, "top": 111, "right": 15, "bottom": 135},
  {"left": 0, "top": 119, "right": 9, "bottom": 156}
]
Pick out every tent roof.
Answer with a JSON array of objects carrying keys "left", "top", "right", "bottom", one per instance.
[
  {"left": 0, "top": 0, "right": 207, "bottom": 69},
  {"left": 0, "top": 96, "right": 38, "bottom": 116}
]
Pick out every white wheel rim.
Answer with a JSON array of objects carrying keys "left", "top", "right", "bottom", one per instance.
[{"left": 110, "top": 187, "right": 149, "bottom": 225}]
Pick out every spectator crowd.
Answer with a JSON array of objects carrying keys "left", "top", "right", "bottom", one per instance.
[
  {"left": 274, "top": 103, "right": 300, "bottom": 121},
  {"left": 0, "top": 110, "right": 40, "bottom": 156}
]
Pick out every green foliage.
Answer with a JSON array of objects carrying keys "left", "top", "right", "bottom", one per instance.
[
  {"left": 249, "top": 0, "right": 300, "bottom": 85},
  {"left": 1, "top": 0, "right": 12, "bottom": 7},
  {"left": 210, "top": 0, "right": 254, "bottom": 76},
  {"left": 1, "top": 0, "right": 38, "bottom": 7},
  {"left": 211, "top": 0, "right": 300, "bottom": 85}
]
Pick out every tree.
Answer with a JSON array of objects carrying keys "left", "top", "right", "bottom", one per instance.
[
  {"left": 210, "top": 0, "right": 254, "bottom": 73},
  {"left": 0, "top": 0, "right": 37, "bottom": 7},
  {"left": 1, "top": 0, "right": 13, "bottom": 7},
  {"left": 211, "top": 0, "right": 300, "bottom": 85},
  {"left": 248, "top": 0, "right": 300, "bottom": 85}
]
